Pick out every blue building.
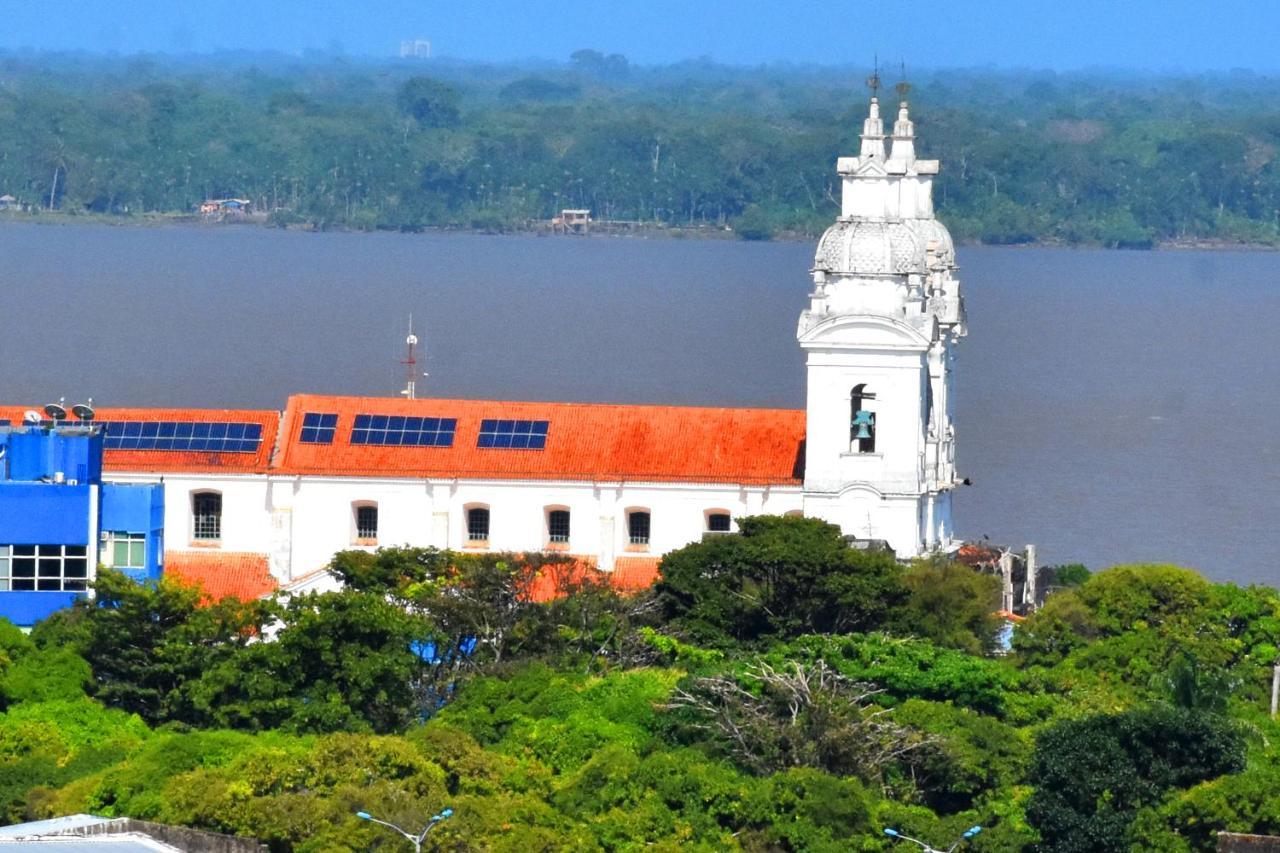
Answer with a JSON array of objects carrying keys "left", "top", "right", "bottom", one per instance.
[{"left": 0, "top": 422, "right": 163, "bottom": 627}]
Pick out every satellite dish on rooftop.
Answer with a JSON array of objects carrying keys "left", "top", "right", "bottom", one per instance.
[
  {"left": 72, "top": 402, "right": 95, "bottom": 422},
  {"left": 22, "top": 410, "right": 41, "bottom": 425},
  {"left": 43, "top": 403, "right": 67, "bottom": 421}
]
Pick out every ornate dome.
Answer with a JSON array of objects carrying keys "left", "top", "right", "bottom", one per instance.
[
  {"left": 907, "top": 218, "right": 956, "bottom": 267},
  {"left": 814, "top": 217, "right": 954, "bottom": 275}
]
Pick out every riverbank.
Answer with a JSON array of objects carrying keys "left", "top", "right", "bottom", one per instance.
[{"left": 3, "top": 210, "right": 1277, "bottom": 252}]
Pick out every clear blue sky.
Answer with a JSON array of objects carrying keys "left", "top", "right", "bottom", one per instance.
[{"left": 2, "top": 0, "right": 1276, "bottom": 72}]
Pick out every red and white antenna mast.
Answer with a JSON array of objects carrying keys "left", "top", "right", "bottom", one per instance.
[{"left": 400, "top": 315, "right": 421, "bottom": 400}]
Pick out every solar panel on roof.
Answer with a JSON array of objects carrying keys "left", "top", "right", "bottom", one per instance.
[
  {"left": 300, "top": 412, "right": 338, "bottom": 444},
  {"left": 92, "top": 421, "right": 263, "bottom": 453},
  {"left": 477, "top": 419, "right": 549, "bottom": 449},
  {"left": 350, "top": 413, "right": 456, "bottom": 447}
]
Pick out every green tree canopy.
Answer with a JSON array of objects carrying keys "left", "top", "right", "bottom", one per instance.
[
  {"left": 1026, "top": 705, "right": 1246, "bottom": 852},
  {"left": 396, "top": 76, "right": 461, "bottom": 127},
  {"left": 653, "top": 515, "right": 907, "bottom": 647}
]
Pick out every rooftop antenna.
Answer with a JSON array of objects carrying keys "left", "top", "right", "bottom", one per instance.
[
  {"left": 72, "top": 399, "right": 95, "bottom": 422},
  {"left": 400, "top": 315, "right": 421, "bottom": 400}
]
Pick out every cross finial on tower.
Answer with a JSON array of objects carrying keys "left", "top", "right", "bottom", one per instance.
[
  {"left": 866, "top": 54, "right": 880, "bottom": 97},
  {"left": 896, "top": 60, "right": 911, "bottom": 103}
]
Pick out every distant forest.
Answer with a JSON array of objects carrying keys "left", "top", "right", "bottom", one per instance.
[{"left": 2, "top": 50, "right": 1279, "bottom": 247}]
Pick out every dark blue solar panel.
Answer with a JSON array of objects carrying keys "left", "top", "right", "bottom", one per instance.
[
  {"left": 477, "top": 419, "right": 548, "bottom": 449},
  {"left": 349, "top": 413, "right": 455, "bottom": 447},
  {"left": 94, "top": 421, "right": 263, "bottom": 453},
  {"left": 300, "top": 412, "right": 338, "bottom": 444}
]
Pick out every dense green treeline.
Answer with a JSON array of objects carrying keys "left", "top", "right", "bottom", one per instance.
[
  {"left": 1, "top": 516, "right": 1280, "bottom": 850},
  {"left": 2, "top": 52, "right": 1280, "bottom": 245}
]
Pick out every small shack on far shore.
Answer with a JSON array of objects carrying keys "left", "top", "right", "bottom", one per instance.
[{"left": 551, "top": 208, "right": 592, "bottom": 233}]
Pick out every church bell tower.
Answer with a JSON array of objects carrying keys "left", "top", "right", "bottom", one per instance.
[{"left": 798, "top": 92, "right": 967, "bottom": 557}]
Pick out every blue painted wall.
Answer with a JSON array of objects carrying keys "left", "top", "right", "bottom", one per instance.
[
  {"left": 0, "top": 591, "right": 84, "bottom": 626},
  {"left": 1, "top": 429, "right": 101, "bottom": 484},
  {"left": 0, "top": 483, "right": 91, "bottom": 544},
  {"left": 101, "top": 483, "right": 165, "bottom": 582}
]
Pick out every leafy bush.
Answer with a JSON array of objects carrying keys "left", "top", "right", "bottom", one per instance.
[
  {"left": 0, "top": 647, "right": 91, "bottom": 706},
  {"left": 765, "top": 634, "right": 1031, "bottom": 718},
  {"left": 1129, "top": 763, "right": 1280, "bottom": 852},
  {"left": 894, "top": 557, "right": 1002, "bottom": 654},
  {"left": 892, "top": 699, "right": 1032, "bottom": 813},
  {"left": 1026, "top": 705, "right": 1247, "bottom": 852}
]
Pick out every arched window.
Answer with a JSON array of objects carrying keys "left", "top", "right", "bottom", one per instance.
[
  {"left": 850, "top": 384, "right": 876, "bottom": 453},
  {"left": 192, "top": 491, "right": 222, "bottom": 541},
  {"left": 466, "top": 506, "right": 490, "bottom": 543},
  {"left": 354, "top": 502, "right": 378, "bottom": 543},
  {"left": 627, "top": 509, "right": 651, "bottom": 547},
  {"left": 705, "top": 511, "right": 732, "bottom": 533}
]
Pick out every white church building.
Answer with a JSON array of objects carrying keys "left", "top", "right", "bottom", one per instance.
[{"left": 4, "top": 97, "right": 968, "bottom": 596}]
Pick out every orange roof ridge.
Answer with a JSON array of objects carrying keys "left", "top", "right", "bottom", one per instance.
[{"left": 285, "top": 392, "right": 803, "bottom": 415}]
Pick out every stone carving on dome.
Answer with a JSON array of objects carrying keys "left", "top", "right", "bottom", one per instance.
[
  {"left": 815, "top": 218, "right": 950, "bottom": 276},
  {"left": 847, "top": 221, "right": 889, "bottom": 273},
  {"left": 887, "top": 222, "right": 920, "bottom": 273},
  {"left": 813, "top": 222, "right": 849, "bottom": 271}
]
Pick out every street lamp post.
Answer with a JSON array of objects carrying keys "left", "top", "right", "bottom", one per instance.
[
  {"left": 884, "top": 825, "right": 982, "bottom": 853},
  {"left": 356, "top": 807, "right": 453, "bottom": 853}
]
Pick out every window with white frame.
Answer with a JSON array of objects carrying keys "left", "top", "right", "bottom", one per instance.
[
  {"left": 466, "top": 506, "right": 490, "bottom": 542},
  {"left": 192, "top": 492, "right": 222, "bottom": 541},
  {"left": 102, "top": 531, "right": 146, "bottom": 570},
  {"left": 355, "top": 504, "right": 378, "bottom": 541},
  {"left": 627, "top": 510, "right": 651, "bottom": 546},
  {"left": 547, "top": 509, "right": 570, "bottom": 543},
  {"left": 0, "top": 544, "right": 89, "bottom": 592}
]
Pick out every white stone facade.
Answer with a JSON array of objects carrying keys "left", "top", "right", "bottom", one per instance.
[
  {"left": 799, "top": 98, "right": 966, "bottom": 557},
  {"left": 108, "top": 471, "right": 802, "bottom": 583}
]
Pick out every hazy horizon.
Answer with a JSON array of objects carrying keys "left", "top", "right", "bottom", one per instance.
[{"left": 1, "top": 0, "right": 1277, "bottom": 74}]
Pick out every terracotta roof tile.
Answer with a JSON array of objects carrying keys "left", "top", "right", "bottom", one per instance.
[
  {"left": 523, "top": 555, "right": 662, "bottom": 602},
  {"left": 276, "top": 395, "right": 804, "bottom": 484},
  {"left": 612, "top": 557, "right": 662, "bottom": 591},
  {"left": 0, "top": 406, "right": 279, "bottom": 474},
  {"left": 165, "top": 551, "right": 278, "bottom": 602}
]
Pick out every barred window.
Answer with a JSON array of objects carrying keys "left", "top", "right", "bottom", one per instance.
[
  {"left": 706, "top": 512, "right": 732, "bottom": 533},
  {"left": 355, "top": 504, "right": 378, "bottom": 540},
  {"left": 547, "top": 509, "right": 570, "bottom": 543},
  {"left": 193, "top": 492, "right": 222, "bottom": 541},
  {"left": 627, "top": 511, "right": 651, "bottom": 546},
  {"left": 467, "top": 507, "right": 490, "bottom": 542},
  {"left": 0, "top": 544, "right": 88, "bottom": 592}
]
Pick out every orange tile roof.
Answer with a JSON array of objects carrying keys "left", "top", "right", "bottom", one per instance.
[
  {"left": 524, "top": 555, "right": 663, "bottom": 602},
  {"left": 0, "top": 406, "right": 279, "bottom": 474},
  {"left": 612, "top": 557, "right": 662, "bottom": 592},
  {"left": 276, "top": 395, "right": 804, "bottom": 484},
  {"left": 165, "top": 551, "right": 278, "bottom": 602}
]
